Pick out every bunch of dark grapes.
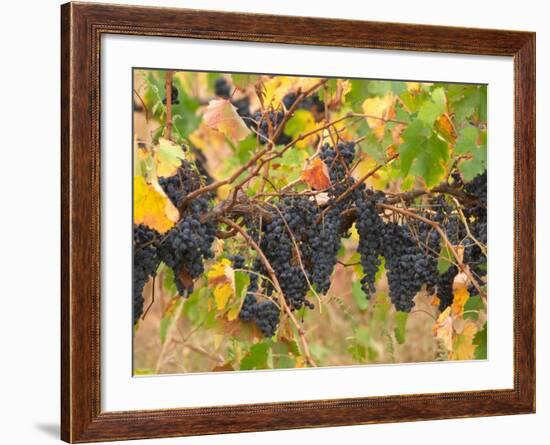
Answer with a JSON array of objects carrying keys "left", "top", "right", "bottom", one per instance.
[
  {"left": 258, "top": 200, "right": 314, "bottom": 310},
  {"left": 229, "top": 254, "right": 246, "bottom": 270},
  {"left": 214, "top": 77, "right": 232, "bottom": 99},
  {"left": 162, "top": 84, "right": 180, "bottom": 105},
  {"left": 380, "top": 221, "right": 440, "bottom": 312},
  {"left": 355, "top": 192, "right": 385, "bottom": 296},
  {"left": 157, "top": 162, "right": 217, "bottom": 297},
  {"left": 237, "top": 258, "right": 281, "bottom": 337},
  {"left": 462, "top": 171, "right": 487, "bottom": 286},
  {"left": 320, "top": 141, "right": 366, "bottom": 207},
  {"left": 133, "top": 224, "right": 161, "bottom": 324},
  {"left": 251, "top": 110, "right": 293, "bottom": 146},
  {"left": 159, "top": 160, "right": 203, "bottom": 208},
  {"left": 282, "top": 92, "right": 325, "bottom": 120},
  {"left": 435, "top": 265, "right": 459, "bottom": 310}
]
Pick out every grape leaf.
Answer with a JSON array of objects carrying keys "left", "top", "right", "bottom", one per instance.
[
  {"left": 155, "top": 137, "right": 186, "bottom": 177},
  {"left": 351, "top": 281, "right": 368, "bottom": 311},
  {"left": 203, "top": 99, "right": 250, "bottom": 141},
  {"left": 362, "top": 92, "right": 395, "bottom": 140},
  {"left": 451, "top": 320, "right": 477, "bottom": 360},
  {"left": 433, "top": 307, "right": 453, "bottom": 352},
  {"left": 207, "top": 259, "right": 235, "bottom": 310},
  {"left": 301, "top": 158, "right": 331, "bottom": 190},
  {"left": 394, "top": 311, "right": 408, "bottom": 344},
  {"left": 473, "top": 323, "right": 487, "bottom": 359},
  {"left": 456, "top": 125, "right": 487, "bottom": 181},
  {"left": 399, "top": 119, "right": 449, "bottom": 186},
  {"left": 451, "top": 282, "right": 470, "bottom": 316},
  {"left": 133, "top": 176, "right": 178, "bottom": 233},
  {"left": 240, "top": 342, "right": 270, "bottom": 370}
]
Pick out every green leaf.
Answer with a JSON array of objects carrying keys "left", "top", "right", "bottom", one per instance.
[
  {"left": 240, "top": 342, "right": 271, "bottom": 370},
  {"left": 367, "top": 80, "right": 406, "bottom": 96},
  {"left": 399, "top": 119, "right": 431, "bottom": 175},
  {"left": 235, "top": 135, "right": 257, "bottom": 163},
  {"left": 437, "top": 241, "right": 454, "bottom": 274},
  {"left": 473, "top": 322, "right": 487, "bottom": 359},
  {"left": 234, "top": 270, "right": 249, "bottom": 300},
  {"left": 464, "top": 295, "right": 485, "bottom": 320},
  {"left": 163, "top": 266, "right": 177, "bottom": 295},
  {"left": 231, "top": 73, "right": 259, "bottom": 90},
  {"left": 159, "top": 316, "right": 170, "bottom": 344},
  {"left": 171, "top": 78, "right": 201, "bottom": 138},
  {"left": 431, "top": 87, "right": 447, "bottom": 111},
  {"left": 452, "top": 85, "right": 487, "bottom": 125},
  {"left": 417, "top": 88, "right": 446, "bottom": 127},
  {"left": 399, "top": 119, "right": 449, "bottom": 186},
  {"left": 373, "top": 292, "right": 391, "bottom": 324},
  {"left": 361, "top": 132, "right": 386, "bottom": 164},
  {"left": 455, "top": 125, "right": 479, "bottom": 155},
  {"left": 284, "top": 109, "right": 315, "bottom": 140},
  {"left": 394, "top": 311, "right": 409, "bottom": 344},
  {"left": 352, "top": 281, "right": 369, "bottom": 311},
  {"left": 418, "top": 100, "right": 442, "bottom": 126}
]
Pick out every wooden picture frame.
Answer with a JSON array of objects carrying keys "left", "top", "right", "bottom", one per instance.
[{"left": 61, "top": 2, "right": 535, "bottom": 442}]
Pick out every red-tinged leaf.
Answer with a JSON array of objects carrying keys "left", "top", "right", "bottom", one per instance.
[
  {"left": 301, "top": 157, "right": 331, "bottom": 190},
  {"left": 203, "top": 99, "right": 250, "bottom": 141}
]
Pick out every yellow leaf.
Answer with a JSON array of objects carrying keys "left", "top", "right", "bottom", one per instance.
[
  {"left": 432, "top": 307, "right": 453, "bottom": 353},
  {"left": 207, "top": 258, "right": 233, "bottom": 286},
  {"left": 203, "top": 99, "right": 250, "bottom": 141},
  {"left": 214, "top": 284, "right": 233, "bottom": 310},
  {"left": 436, "top": 114, "right": 457, "bottom": 145},
  {"left": 262, "top": 76, "right": 294, "bottom": 108},
  {"left": 362, "top": 92, "right": 395, "bottom": 140},
  {"left": 262, "top": 76, "right": 322, "bottom": 109},
  {"left": 295, "top": 356, "right": 306, "bottom": 368},
  {"left": 154, "top": 138, "right": 186, "bottom": 177},
  {"left": 451, "top": 320, "right": 478, "bottom": 360},
  {"left": 133, "top": 176, "right": 177, "bottom": 233},
  {"left": 406, "top": 82, "right": 421, "bottom": 92},
  {"left": 301, "top": 157, "right": 331, "bottom": 190},
  {"left": 451, "top": 282, "right": 470, "bottom": 316},
  {"left": 227, "top": 306, "right": 240, "bottom": 321}
]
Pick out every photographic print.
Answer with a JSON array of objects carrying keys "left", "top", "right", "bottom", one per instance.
[{"left": 132, "top": 69, "right": 488, "bottom": 375}]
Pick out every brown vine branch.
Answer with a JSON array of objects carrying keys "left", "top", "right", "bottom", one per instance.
[
  {"left": 219, "top": 217, "right": 317, "bottom": 367},
  {"left": 164, "top": 71, "right": 174, "bottom": 141}
]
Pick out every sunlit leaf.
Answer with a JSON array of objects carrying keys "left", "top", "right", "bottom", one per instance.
[
  {"left": 154, "top": 137, "right": 186, "bottom": 177},
  {"left": 362, "top": 92, "right": 395, "bottom": 140},
  {"left": 433, "top": 307, "right": 453, "bottom": 352},
  {"left": 203, "top": 99, "right": 250, "bottom": 141},
  {"left": 451, "top": 320, "right": 477, "bottom": 360},
  {"left": 133, "top": 176, "right": 178, "bottom": 233}
]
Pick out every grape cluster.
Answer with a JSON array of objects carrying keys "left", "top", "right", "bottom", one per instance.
[
  {"left": 133, "top": 224, "right": 161, "bottom": 324},
  {"left": 355, "top": 192, "right": 385, "bottom": 296},
  {"left": 435, "top": 265, "right": 459, "bottom": 310},
  {"left": 237, "top": 259, "right": 281, "bottom": 337},
  {"left": 251, "top": 110, "right": 293, "bottom": 146},
  {"left": 462, "top": 171, "right": 487, "bottom": 286},
  {"left": 229, "top": 254, "right": 245, "bottom": 270},
  {"left": 157, "top": 162, "right": 217, "bottom": 297},
  {"left": 214, "top": 77, "right": 231, "bottom": 99},
  {"left": 282, "top": 92, "right": 325, "bottom": 119},
  {"left": 159, "top": 160, "right": 203, "bottom": 208}
]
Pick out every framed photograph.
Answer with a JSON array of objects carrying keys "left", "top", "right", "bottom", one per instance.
[{"left": 61, "top": 2, "right": 535, "bottom": 442}]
